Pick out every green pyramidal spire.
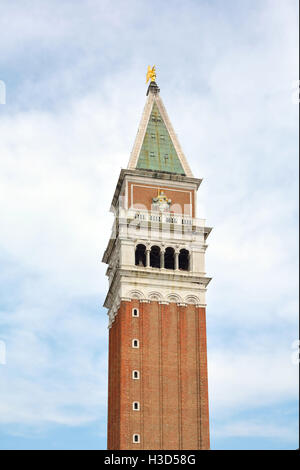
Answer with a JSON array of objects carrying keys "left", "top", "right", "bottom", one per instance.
[{"left": 136, "top": 102, "right": 186, "bottom": 175}]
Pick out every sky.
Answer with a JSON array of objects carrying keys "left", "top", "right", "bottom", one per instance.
[{"left": 0, "top": 0, "right": 298, "bottom": 450}]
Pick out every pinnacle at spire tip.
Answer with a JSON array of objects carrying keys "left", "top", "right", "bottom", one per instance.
[
  {"left": 145, "top": 65, "right": 160, "bottom": 95},
  {"left": 146, "top": 81, "right": 160, "bottom": 96}
]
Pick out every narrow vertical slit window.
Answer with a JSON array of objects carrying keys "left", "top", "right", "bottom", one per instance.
[
  {"left": 133, "top": 402, "right": 140, "bottom": 411},
  {"left": 132, "top": 308, "right": 139, "bottom": 317}
]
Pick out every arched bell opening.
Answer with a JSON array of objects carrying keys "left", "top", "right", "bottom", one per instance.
[
  {"left": 135, "top": 244, "right": 146, "bottom": 267},
  {"left": 179, "top": 249, "right": 189, "bottom": 271},
  {"left": 150, "top": 245, "right": 161, "bottom": 268},
  {"left": 164, "top": 247, "right": 175, "bottom": 270}
]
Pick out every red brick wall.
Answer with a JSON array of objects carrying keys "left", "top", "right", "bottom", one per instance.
[
  {"left": 127, "top": 182, "right": 195, "bottom": 217},
  {"left": 107, "top": 300, "right": 210, "bottom": 450}
]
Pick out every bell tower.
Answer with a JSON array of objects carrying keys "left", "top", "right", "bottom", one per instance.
[{"left": 102, "top": 74, "right": 212, "bottom": 450}]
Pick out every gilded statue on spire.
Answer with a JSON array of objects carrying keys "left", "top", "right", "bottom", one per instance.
[{"left": 146, "top": 65, "right": 156, "bottom": 83}]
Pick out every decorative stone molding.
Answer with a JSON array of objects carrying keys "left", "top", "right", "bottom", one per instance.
[
  {"left": 108, "top": 294, "right": 121, "bottom": 328},
  {"left": 127, "top": 289, "right": 144, "bottom": 300},
  {"left": 166, "top": 293, "right": 182, "bottom": 304},
  {"left": 105, "top": 268, "right": 208, "bottom": 327},
  {"left": 107, "top": 290, "right": 205, "bottom": 328},
  {"left": 185, "top": 295, "right": 201, "bottom": 305},
  {"left": 148, "top": 291, "right": 163, "bottom": 302},
  {"left": 120, "top": 297, "right": 132, "bottom": 302}
]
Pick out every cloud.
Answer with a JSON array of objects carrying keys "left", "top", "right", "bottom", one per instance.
[
  {"left": 209, "top": 347, "right": 298, "bottom": 414},
  {"left": 214, "top": 419, "right": 298, "bottom": 444}
]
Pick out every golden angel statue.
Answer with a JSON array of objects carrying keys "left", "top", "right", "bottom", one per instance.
[{"left": 146, "top": 65, "right": 156, "bottom": 83}]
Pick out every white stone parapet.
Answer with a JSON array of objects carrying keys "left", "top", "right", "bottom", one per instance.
[{"left": 122, "top": 208, "right": 206, "bottom": 229}]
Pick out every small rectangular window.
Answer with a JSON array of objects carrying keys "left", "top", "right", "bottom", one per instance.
[
  {"left": 133, "top": 402, "right": 140, "bottom": 411},
  {"left": 132, "top": 308, "right": 139, "bottom": 317}
]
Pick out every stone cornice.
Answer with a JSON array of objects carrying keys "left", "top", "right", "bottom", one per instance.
[
  {"left": 103, "top": 267, "right": 211, "bottom": 306},
  {"left": 119, "top": 267, "right": 211, "bottom": 285},
  {"left": 107, "top": 294, "right": 207, "bottom": 328},
  {"left": 103, "top": 265, "right": 211, "bottom": 322}
]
